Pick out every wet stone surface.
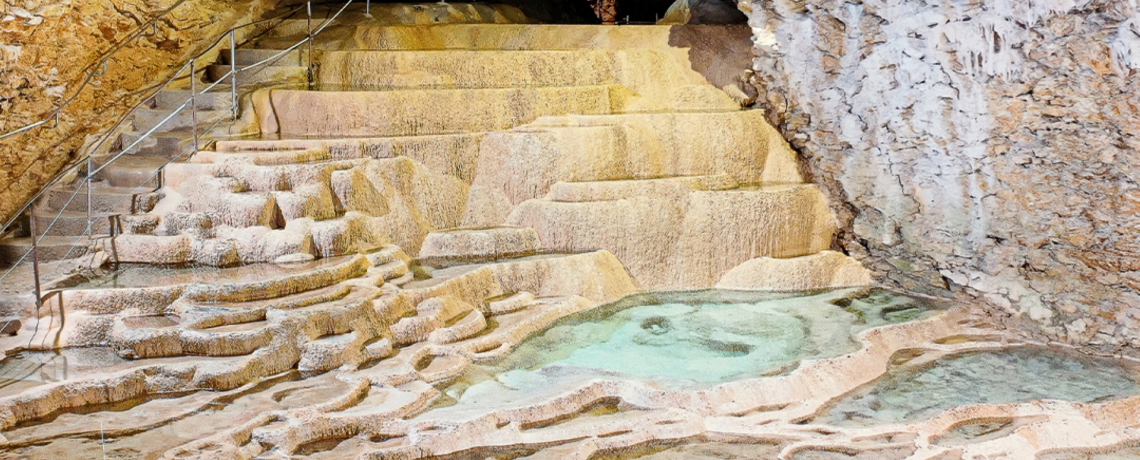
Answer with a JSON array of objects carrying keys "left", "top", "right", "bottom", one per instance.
[
  {"left": 0, "top": 347, "right": 128, "bottom": 396},
  {"left": 820, "top": 346, "right": 1140, "bottom": 427}
]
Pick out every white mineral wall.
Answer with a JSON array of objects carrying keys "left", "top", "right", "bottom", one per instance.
[{"left": 746, "top": 0, "right": 1140, "bottom": 347}]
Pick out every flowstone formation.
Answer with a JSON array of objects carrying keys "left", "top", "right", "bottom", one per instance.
[
  {"left": 745, "top": 0, "right": 1140, "bottom": 348},
  {"left": 3, "top": 3, "right": 1140, "bottom": 459}
]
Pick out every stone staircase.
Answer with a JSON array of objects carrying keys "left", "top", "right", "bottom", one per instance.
[
  {"left": 0, "top": 7, "right": 883, "bottom": 459},
  {"left": 0, "top": 14, "right": 869, "bottom": 320},
  {"left": 0, "top": 49, "right": 308, "bottom": 266},
  {"left": 93, "top": 21, "right": 836, "bottom": 282}
]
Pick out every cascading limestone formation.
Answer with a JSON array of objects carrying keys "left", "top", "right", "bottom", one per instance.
[{"left": 7, "top": 5, "right": 1134, "bottom": 460}]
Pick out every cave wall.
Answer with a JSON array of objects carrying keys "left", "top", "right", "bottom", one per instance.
[
  {"left": 0, "top": 0, "right": 278, "bottom": 224},
  {"left": 745, "top": 0, "right": 1140, "bottom": 348}
]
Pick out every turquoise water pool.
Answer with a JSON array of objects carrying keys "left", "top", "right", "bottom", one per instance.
[{"left": 440, "top": 288, "right": 947, "bottom": 404}]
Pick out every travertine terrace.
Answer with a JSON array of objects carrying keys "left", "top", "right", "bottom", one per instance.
[{"left": 1, "top": 3, "right": 1139, "bottom": 460}]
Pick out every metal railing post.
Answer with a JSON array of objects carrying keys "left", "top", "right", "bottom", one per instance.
[
  {"left": 29, "top": 208, "right": 42, "bottom": 310},
  {"left": 190, "top": 61, "right": 200, "bottom": 153},
  {"left": 0, "top": 3, "right": 330, "bottom": 277},
  {"left": 307, "top": 2, "right": 314, "bottom": 89},
  {"left": 85, "top": 157, "right": 92, "bottom": 237},
  {"left": 230, "top": 31, "right": 238, "bottom": 120}
]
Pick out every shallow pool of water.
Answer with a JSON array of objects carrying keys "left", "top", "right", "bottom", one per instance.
[
  {"left": 0, "top": 347, "right": 127, "bottom": 397},
  {"left": 63, "top": 256, "right": 354, "bottom": 290},
  {"left": 819, "top": 346, "right": 1140, "bottom": 427},
  {"left": 438, "top": 288, "right": 947, "bottom": 406}
]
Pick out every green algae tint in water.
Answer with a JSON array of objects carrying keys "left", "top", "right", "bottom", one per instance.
[
  {"left": 446, "top": 288, "right": 945, "bottom": 402},
  {"left": 821, "top": 347, "right": 1140, "bottom": 427}
]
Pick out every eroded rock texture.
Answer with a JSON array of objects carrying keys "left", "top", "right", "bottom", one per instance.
[
  {"left": 0, "top": 0, "right": 276, "bottom": 223},
  {"left": 746, "top": 0, "right": 1140, "bottom": 348}
]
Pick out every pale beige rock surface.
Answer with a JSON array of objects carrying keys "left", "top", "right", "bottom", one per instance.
[
  {"left": 509, "top": 182, "right": 837, "bottom": 289},
  {"left": 716, "top": 250, "right": 873, "bottom": 291},
  {"left": 420, "top": 226, "right": 540, "bottom": 261},
  {"left": 461, "top": 110, "right": 804, "bottom": 227},
  {"left": 0, "top": 13, "right": 1008, "bottom": 460}
]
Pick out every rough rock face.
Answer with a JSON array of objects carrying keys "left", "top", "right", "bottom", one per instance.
[
  {"left": 746, "top": 0, "right": 1140, "bottom": 349},
  {"left": 659, "top": 0, "right": 748, "bottom": 25},
  {"left": 0, "top": 0, "right": 276, "bottom": 223}
]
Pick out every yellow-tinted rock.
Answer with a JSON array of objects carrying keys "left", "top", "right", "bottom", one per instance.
[
  {"left": 266, "top": 86, "right": 619, "bottom": 137},
  {"left": 548, "top": 174, "right": 737, "bottom": 202},
  {"left": 420, "top": 227, "right": 540, "bottom": 261},
  {"left": 462, "top": 110, "right": 802, "bottom": 226},
  {"left": 716, "top": 250, "right": 873, "bottom": 291},
  {"left": 315, "top": 48, "right": 739, "bottom": 111},
  {"left": 507, "top": 183, "right": 837, "bottom": 289}
]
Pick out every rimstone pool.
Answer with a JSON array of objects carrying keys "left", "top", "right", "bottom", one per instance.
[
  {"left": 819, "top": 346, "right": 1140, "bottom": 428},
  {"left": 4, "top": 281, "right": 1140, "bottom": 458},
  {"left": 3, "top": 4, "right": 1140, "bottom": 458},
  {"left": 432, "top": 289, "right": 1140, "bottom": 420},
  {"left": 320, "top": 286, "right": 1140, "bottom": 460},
  {"left": 438, "top": 288, "right": 945, "bottom": 402}
]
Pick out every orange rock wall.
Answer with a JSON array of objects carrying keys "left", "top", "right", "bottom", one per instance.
[{"left": 0, "top": 0, "right": 278, "bottom": 223}]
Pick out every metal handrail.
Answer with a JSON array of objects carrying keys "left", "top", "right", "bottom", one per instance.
[
  {"left": 0, "top": 0, "right": 193, "bottom": 141},
  {"left": 0, "top": 4, "right": 309, "bottom": 239},
  {"left": 0, "top": 0, "right": 354, "bottom": 315}
]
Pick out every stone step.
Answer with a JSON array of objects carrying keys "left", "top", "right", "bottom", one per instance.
[
  {"left": 315, "top": 49, "right": 622, "bottom": 90},
  {"left": 267, "top": 85, "right": 620, "bottom": 137},
  {"left": 94, "top": 156, "right": 170, "bottom": 188},
  {"left": 313, "top": 48, "right": 726, "bottom": 99},
  {"left": 32, "top": 210, "right": 114, "bottom": 237},
  {"left": 56, "top": 256, "right": 373, "bottom": 323},
  {"left": 418, "top": 226, "right": 541, "bottom": 267},
  {"left": 505, "top": 183, "right": 838, "bottom": 290},
  {"left": 75, "top": 253, "right": 370, "bottom": 302},
  {"left": 0, "top": 236, "right": 90, "bottom": 266},
  {"left": 180, "top": 283, "right": 353, "bottom": 316},
  {"left": 461, "top": 110, "right": 803, "bottom": 226},
  {"left": 118, "top": 131, "right": 196, "bottom": 157},
  {"left": 45, "top": 185, "right": 156, "bottom": 214},
  {"left": 547, "top": 175, "right": 740, "bottom": 202},
  {"left": 342, "top": 24, "right": 750, "bottom": 52},
  {"left": 133, "top": 107, "right": 230, "bottom": 133},
  {"left": 218, "top": 48, "right": 306, "bottom": 67},
  {"left": 153, "top": 87, "right": 237, "bottom": 111},
  {"left": 206, "top": 64, "right": 308, "bottom": 86},
  {"left": 212, "top": 134, "right": 484, "bottom": 182}
]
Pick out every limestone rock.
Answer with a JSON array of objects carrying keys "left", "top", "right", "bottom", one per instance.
[
  {"left": 747, "top": 0, "right": 1140, "bottom": 347},
  {"left": 659, "top": 0, "right": 747, "bottom": 25},
  {"left": 462, "top": 111, "right": 803, "bottom": 227},
  {"left": 419, "top": 227, "right": 540, "bottom": 262},
  {"left": 508, "top": 183, "right": 836, "bottom": 289},
  {"left": 716, "top": 251, "right": 873, "bottom": 291}
]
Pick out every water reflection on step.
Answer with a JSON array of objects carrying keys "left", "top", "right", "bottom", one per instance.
[
  {"left": 65, "top": 256, "right": 355, "bottom": 290},
  {"left": 0, "top": 371, "right": 360, "bottom": 460},
  {"left": 0, "top": 347, "right": 127, "bottom": 396}
]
